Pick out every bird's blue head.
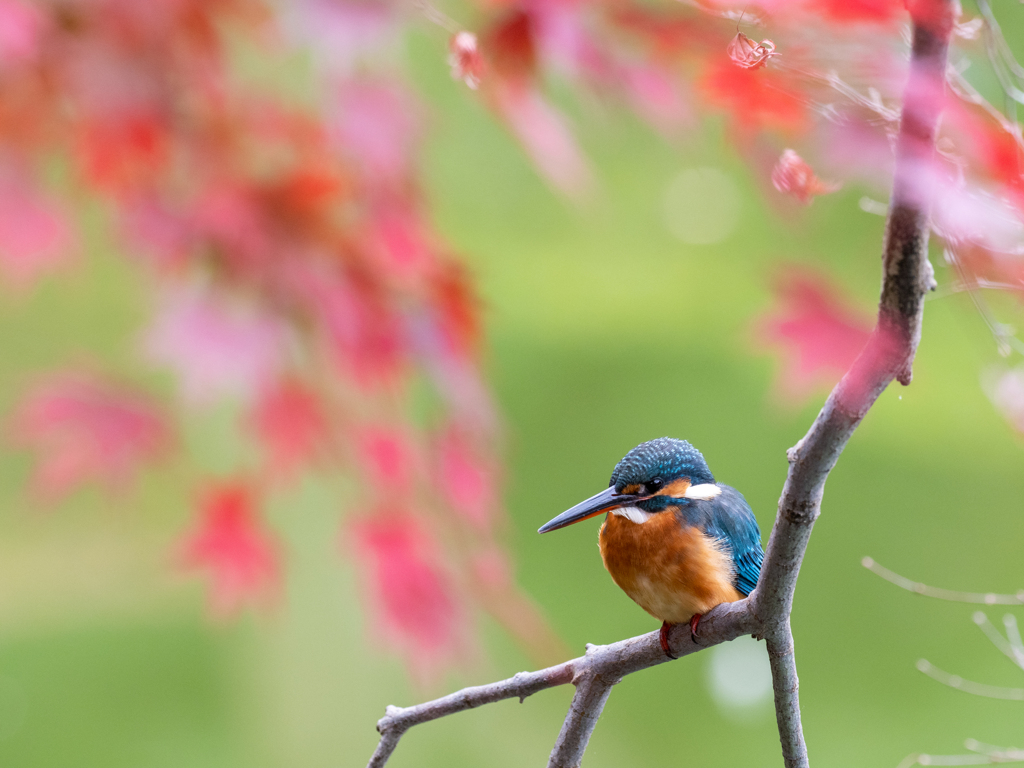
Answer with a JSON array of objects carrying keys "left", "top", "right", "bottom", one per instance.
[
  {"left": 538, "top": 437, "right": 717, "bottom": 533},
  {"left": 609, "top": 437, "right": 715, "bottom": 495}
]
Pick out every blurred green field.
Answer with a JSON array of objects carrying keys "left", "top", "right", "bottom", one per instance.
[{"left": 1, "top": 29, "right": 1023, "bottom": 768}]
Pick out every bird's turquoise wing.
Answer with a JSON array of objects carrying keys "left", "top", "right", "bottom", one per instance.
[{"left": 685, "top": 485, "right": 764, "bottom": 597}]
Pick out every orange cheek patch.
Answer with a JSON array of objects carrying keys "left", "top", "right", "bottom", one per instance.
[
  {"left": 621, "top": 484, "right": 642, "bottom": 495},
  {"left": 661, "top": 478, "right": 692, "bottom": 499}
]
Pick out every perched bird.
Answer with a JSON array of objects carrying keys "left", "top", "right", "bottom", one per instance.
[{"left": 538, "top": 437, "right": 763, "bottom": 657}]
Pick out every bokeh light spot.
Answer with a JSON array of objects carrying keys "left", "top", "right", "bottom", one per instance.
[{"left": 706, "top": 635, "right": 773, "bottom": 718}]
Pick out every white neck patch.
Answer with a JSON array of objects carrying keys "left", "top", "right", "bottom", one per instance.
[
  {"left": 611, "top": 506, "right": 655, "bottom": 524},
  {"left": 683, "top": 483, "right": 722, "bottom": 500}
]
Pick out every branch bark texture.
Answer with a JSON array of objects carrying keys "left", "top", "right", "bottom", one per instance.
[{"left": 366, "top": 5, "right": 953, "bottom": 767}]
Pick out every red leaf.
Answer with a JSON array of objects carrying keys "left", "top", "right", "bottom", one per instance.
[
  {"left": 756, "top": 267, "right": 873, "bottom": 401},
  {"left": 10, "top": 371, "right": 168, "bottom": 501},
  {"left": 178, "top": 482, "right": 280, "bottom": 618},
  {"left": 435, "top": 429, "right": 494, "bottom": 529},
  {"left": 699, "top": 57, "right": 807, "bottom": 137},
  {"left": 358, "top": 427, "right": 416, "bottom": 493},
  {"left": 251, "top": 380, "right": 329, "bottom": 478}
]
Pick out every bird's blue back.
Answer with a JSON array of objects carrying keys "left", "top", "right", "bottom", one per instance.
[{"left": 676, "top": 485, "right": 763, "bottom": 596}]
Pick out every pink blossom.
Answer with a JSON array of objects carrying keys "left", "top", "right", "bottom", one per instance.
[
  {"left": 0, "top": 177, "right": 75, "bottom": 291},
  {"left": 772, "top": 149, "right": 840, "bottom": 204},
  {"left": 178, "top": 482, "right": 280, "bottom": 617},
  {"left": 757, "top": 266, "right": 874, "bottom": 401},
  {"left": 9, "top": 371, "right": 168, "bottom": 501},
  {"left": 144, "top": 288, "right": 286, "bottom": 405},
  {"left": 349, "top": 514, "right": 467, "bottom": 684}
]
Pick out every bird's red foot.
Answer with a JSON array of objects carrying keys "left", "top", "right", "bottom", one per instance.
[
  {"left": 690, "top": 613, "right": 702, "bottom": 644},
  {"left": 660, "top": 621, "right": 677, "bottom": 659}
]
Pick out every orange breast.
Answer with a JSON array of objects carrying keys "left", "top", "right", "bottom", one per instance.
[{"left": 598, "top": 510, "right": 742, "bottom": 624}]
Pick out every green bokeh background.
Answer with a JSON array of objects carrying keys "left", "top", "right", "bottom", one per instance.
[{"left": 1, "top": 21, "right": 1023, "bottom": 768}]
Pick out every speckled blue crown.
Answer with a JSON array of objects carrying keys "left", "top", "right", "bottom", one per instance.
[{"left": 610, "top": 437, "right": 715, "bottom": 490}]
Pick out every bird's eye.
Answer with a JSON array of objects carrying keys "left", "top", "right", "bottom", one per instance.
[{"left": 645, "top": 478, "right": 664, "bottom": 495}]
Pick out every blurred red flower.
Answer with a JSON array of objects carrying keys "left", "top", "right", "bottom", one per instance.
[
  {"left": 9, "top": 371, "right": 168, "bottom": 501},
  {"left": 178, "top": 482, "right": 280, "bottom": 618},
  {"left": 757, "top": 267, "right": 873, "bottom": 401},
  {"left": 349, "top": 513, "right": 467, "bottom": 684}
]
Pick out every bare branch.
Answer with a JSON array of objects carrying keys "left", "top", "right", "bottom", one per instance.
[
  {"left": 369, "top": 601, "right": 757, "bottom": 768},
  {"left": 364, "top": 5, "right": 954, "bottom": 767},
  {"left": 863, "top": 557, "right": 1024, "bottom": 604}
]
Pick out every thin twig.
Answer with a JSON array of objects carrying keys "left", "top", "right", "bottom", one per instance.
[
  {"left": 1004, "top": 615, "right": 1024, "bottom": 659},
  {"left": 915, "top": 659, "right": 1024, "bottom": 700},
  {"left": 863, "top": 557, "right": 1024, "bottom": 604},
  {"left": 369, "top": 601, "right": 757, "bottom": 768},
  {"left": 972, "top": 612, "right": 1024, "bottom": 670}
]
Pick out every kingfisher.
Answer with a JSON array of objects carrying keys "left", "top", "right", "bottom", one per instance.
[{"left": 538, "top": 437, "right": 763, "bottom": 657}]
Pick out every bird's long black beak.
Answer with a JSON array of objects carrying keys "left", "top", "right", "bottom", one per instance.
[{"left": 538, "top": 486, "right": 642, "bottom": 533}]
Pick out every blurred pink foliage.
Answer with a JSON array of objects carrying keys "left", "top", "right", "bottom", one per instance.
[
  {"left": 144, "top": 289, "right": 287, "bottom": 405},
  {"left": 10, "top": 371, "right": 168, "bottom": 501},
  {"left": 436, "top": 429, "right": 494, "bottom": 530},
  {"left": 350, "top": 514, "right": 467, "bottom": 685},
  {"left": 179, "top": 482, "right": 280, "bottom": 618},
  {"left": 250, "top": 380, "right": 330, "bottom": 479},
  {"left": 0, "top": 174, "right": 75, "bottom": 291},
  {"left": 757, "top": 267, "right": 873, "bottom": 402},
  {"left": 0, "top": 0, "right": 43, "bottom": 65},
  {"left": 1, "top": 0, "right": 1023, "bottom": 682}
]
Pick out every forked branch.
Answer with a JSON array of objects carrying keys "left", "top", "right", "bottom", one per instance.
[{"left": 366, "top": 3, "right": 954, "bottom": 767}]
